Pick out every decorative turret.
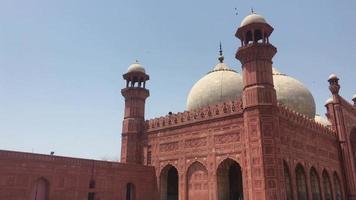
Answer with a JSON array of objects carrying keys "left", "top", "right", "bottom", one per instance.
[{"left": 121, "top": 61, "right": 149, "bottom": 164}]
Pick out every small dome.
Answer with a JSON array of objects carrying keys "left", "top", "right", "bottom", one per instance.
[
  {"left": 240, "top": 13, "right": 267, "bottom": 27},
  {"left": 186, "top": 63, "right": 243, "bottom": 110},
  {"left": 273, "top": 68, "right": 316, "bottom": 118},
  {"left": 325, "top": 97, "right": 333, "bottom": 105},
  {"left": 127, "top": 62, "right": 145, "bottom": 73},
  {"left": 328, "top": 73, "right": 338, "bottom": 80},
  {"left": 315, "top": 114, "right": 331, "bottom": 127}
]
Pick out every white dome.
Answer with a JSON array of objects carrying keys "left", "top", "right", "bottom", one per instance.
[
  {"left": 273, "top": 68, "right": 316, "bottom": 118},
  {"left": 186, "top": 67, "right": 316, "bottom": 118},
  {"left": 127, "top": 63, "right": 145, "bottom": 73},
  {"left": 186, "top": 63, "right": 243, "bottom": 110},
  {"left": 315, "top": 114, "right": 331, "bottom": 127},
  {"left": 240, "top": 13, "right": 267, "bottom": 27}
]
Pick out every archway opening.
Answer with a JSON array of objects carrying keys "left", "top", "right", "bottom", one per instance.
[
  {"left": 296, "top": 164, "right": 307, "bottom": 200},
  {"left": 283, "top": 161, "right": 293, "bottom": 200},
  {"left": 310, "top": 167, "right": 321, "bottom": 200},
  {"left": 160, "top": 165, "right": 178, "bottom": 200},
  {"left": 217, "top": 158, "right": 243, "bottom": 200},
  {"left": 31, "top": 178, "right": 49, "bottom": 200},
  {"left": 187, "top": 162, "right": 209, "bottom": 200}
]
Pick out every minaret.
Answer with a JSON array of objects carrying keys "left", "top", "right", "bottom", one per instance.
[
  {"left": 235, "top": 12, "right": 282, "bottom": 199},
  {"left": 121, "top": 62, "right": 149, "bottom": 164},
  {"left": 326, "top": 74, "right": 356, "bottom": 199}
]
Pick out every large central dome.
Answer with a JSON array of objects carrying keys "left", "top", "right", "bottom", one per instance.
[
  {"left": 186, "top": 65, "right": 316, "bottom": 118},
  {"left": 186, "top": 61, "right": 243, "bottom": 110}
]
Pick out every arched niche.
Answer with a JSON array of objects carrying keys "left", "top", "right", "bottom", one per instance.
[
  {"left": 160, "top": 164, "right": 179, "bottom": 200},
  {"left": 186, "top": 161, "right": 209, "bottom": 200},
  {"left": 350, "top": 128, "right": 356, "bottom": 168},
  {"left": 295, "top": 164, "right": 308, "bottom": 200},
  {"left": 283, "top": 161, "right": 293, "bottom": 200},
  {"left": 31, "top": 178, "right": 49, "bottom": 200},
  {"left": 125, "top": 183, "right": 135, "bottom": 200},
  {"left": 310, "top": 167, "right": 321, "bottom": 200},
  {"left": 333, "top": 172, "right": 343, "bottom": 200},
  {"left": 217, "top": 158, "right": 243, "bottom": 200},
  {"left": 322, "top": 170, "right": 333, "bottom": 200}
]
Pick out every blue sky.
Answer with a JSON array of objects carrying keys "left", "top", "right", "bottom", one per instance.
[{"left": 0, "top": 0, "right": 355, "bottom": 160}]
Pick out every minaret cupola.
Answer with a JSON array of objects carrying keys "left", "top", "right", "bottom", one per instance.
[
  {"left": 123, "top": 61, "right": 149, "bottom": 89},
  {"left": 235, "top": 11, "right": 274, "bottom": 46}
]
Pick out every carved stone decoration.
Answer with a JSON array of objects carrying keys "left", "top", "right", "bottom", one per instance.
[
  {"left": 214, "top": 132, "right": 241, "bottom": 144},
  {"left": 184, "top": 138, "right": 207, "bottom": 148},
  {"left": 159, "top": 142, "right": 179, "bottom": 152}
]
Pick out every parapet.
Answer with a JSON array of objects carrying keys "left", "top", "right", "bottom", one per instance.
[
  {"left": 278, "top": 103, "right": 335, "bottom": 137},
  {"left": 145, "top": 99, "right": 244, "bottom": 131}
]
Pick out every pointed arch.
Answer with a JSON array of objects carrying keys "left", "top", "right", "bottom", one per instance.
[
  {"left": 295, "top": 164, "right": 308, "bottom": 200},
  {"left": 31, "top": 178, "right": 49, "bottom": 200},
  {"left": 333, "top": 172, "right": 343, "bottom": 200},
  {"left": 186, "top": 161, "right": 209, "bottom": 200},
  {"left": 160, "top": 164, "right": 178, "bottom": 200},
  {"left": 310, "top": 167, "right": 321, "bottom": 200},
  {"left": 283, "top": 161, "right": 293, "bottom": 200},
  {"left": 217, "top": 158, "right": 243, "bottom": 200},
  {"left": 322, "top": 170, "right": 333, "bottom": 200}
]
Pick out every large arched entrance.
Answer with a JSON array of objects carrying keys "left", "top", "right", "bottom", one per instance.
[
  {"left": 160, "top": 165, "right": 179, "bottom": 200},
  {"left": 186, "top": 161, "right": 209, "bottom": 200},
  {"left": 31, "top": 178, "right": 49, "bottom": 200},
  {"left": 217, "top": 158, "right": 243, "bottom": 200}
]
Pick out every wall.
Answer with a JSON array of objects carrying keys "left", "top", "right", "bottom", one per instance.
[
  {"left": 0, "top": 150, "right": 158, "bottom": 200},
  {"left": 278, "top": 105, "right": 345, "bottom": 200},
  {"left": 144, "top": 99, "right": 245, "bottom": 200}
]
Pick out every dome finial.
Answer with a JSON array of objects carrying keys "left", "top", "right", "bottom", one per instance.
[
  {"left": 251, "top": 8, "right": 255, "bottom": 14},
  {"left": 218, "top": 42, "right": 224, "bottom": 63}
]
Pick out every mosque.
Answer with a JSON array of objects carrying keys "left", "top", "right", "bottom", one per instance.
[{"left": 1, "top": 12, "right": 356, "bottom": 200}]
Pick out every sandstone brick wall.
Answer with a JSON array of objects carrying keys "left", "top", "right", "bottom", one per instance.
[
  {"left": 0, "top": 150, "right": 158, "bottom": 200},
  {"left": 279, "top": 112, "right": 345, "bottom": 200}
]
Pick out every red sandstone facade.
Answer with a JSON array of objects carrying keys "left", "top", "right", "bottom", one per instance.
[
  {"left": 0, "top": 150, "right": 158, "bottom": 200},
  {"left": 1, "top": 13, "right": 356, "bottom": 200},
  {"left": 122, "top": 14, "right": 356, "bottom": 200}
]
